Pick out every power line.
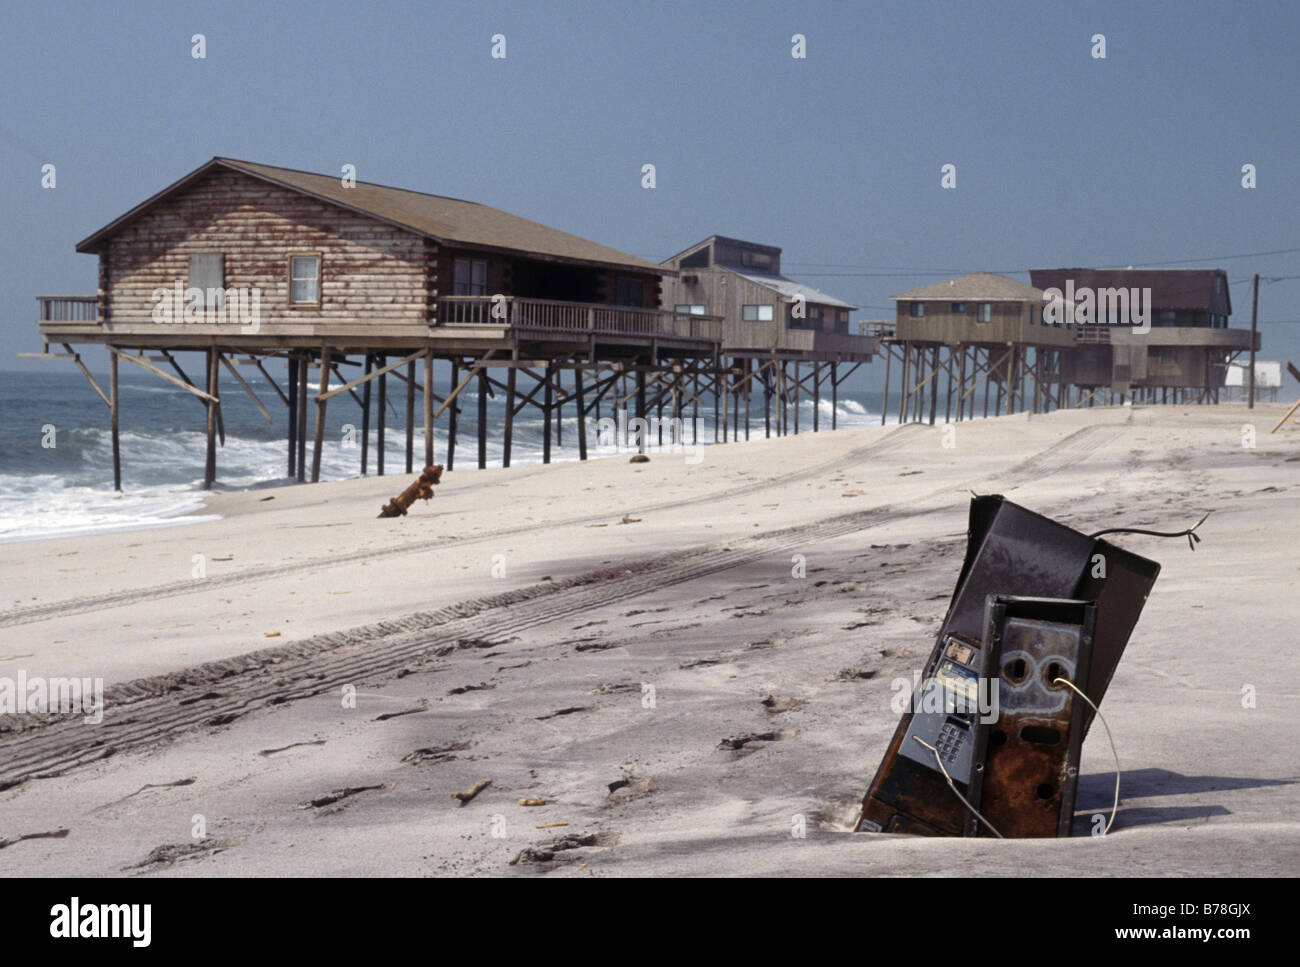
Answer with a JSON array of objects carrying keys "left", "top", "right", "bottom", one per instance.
[{"left": 781, "top": 246, "right": 1300, "bottom": 274}]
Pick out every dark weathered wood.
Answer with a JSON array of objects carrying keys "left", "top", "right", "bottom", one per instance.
[
  {"left": 204, "top": 347, "right": 218, "bottom": 489},
  {"left": 377, "top": 355, "right": 387, "bottom": 476},
  {"left": 447, "top": 359, "right": 457, "bottom": 471},
  {"left": 361, "top": 353, "right": 372, "bottom": 475},
  {"left": 543, "top": 362, "right": 554, "bottom": 464},
  {"left": 296, "top": 356, "right": 308, "bottom": 482},
  {"left": 424, "top": 351, "right": 434, "bottom": 468},
  {"left": 220, "top": 352, "right": 272, "bottom": 423},
  {"left": 287, "top": 357, "right": 298, "bottom": 477},
  {"left": 405, "top": 359, "right": 415, "bottom": 474},
  {"left": 109, "top": 347, "right": 121, "bottom": 491},
  {"left": 813, "top": 361, "right": 821, "bottom": 432},
  {"left": 503, "top": 366, "right": 516, "bottom": 468},
  {"left": 478, "top": 366, "right": 489, "bottom": 469},
  {"left": 311, "top": 347, "right": 331, "bottom": 483}
]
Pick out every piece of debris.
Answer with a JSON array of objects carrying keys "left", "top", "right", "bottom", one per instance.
[
  {"left": 258, "top": 740, "right": 325, "bottom": 757},
  {"left": 90, "top": 777, "right": 197, "bottom": 811},
  {"left": 452, "top": 779, "right": 492, "bottom": 806},
  {"left": 403, "top": 741, "right": 471, "bottom": 765},
  {"left": 263, "top": 631, "right": 282, "bottom": 638},
  {"left": 378, "top": 464, "right": 443, "bottom": 518},
  {"left": 374, "top": 703, "right": 427, "bottom": 721},
  {"left": 518, "top": 798, "right": 548, "bottom": 807},
  {"left": 0, "top": 828, "right": 69, "bottom": 850},
  {"left": 298, "top": 785, "right": 387, "bottom": 811},
  {"left": 629, "top": 454, "right": 650, "bottom": 464},
  {"left": 536, "top": 822, "right": 568, "bottom": 829},
  {"left": 448, "top": 682, "right": 495, "bottom": 695},
  {"left": 126, "top": 839, "right": 236, "bottom": 870},
  {"left": 508, "top": 831, "right": 619, "bottom": 865},
  {"left": 836, "top": 667, "right": 878, "bottom": 681},
  {"left": 536, "top": 706, "right": 594, "bottom": 720},
  {"left": 761, "top": 694, "right": 799, "bottom": 713},
  {"left": 619, "top": 515, "right": 642, "bottom": 524}
]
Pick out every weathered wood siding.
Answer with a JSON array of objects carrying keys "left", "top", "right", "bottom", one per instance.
[
  {"left": 102, "top": 167, "right": 430, "bottom": 334},
  {"left": 893, "top": 300, "right": 1075, "bottom": 347}
]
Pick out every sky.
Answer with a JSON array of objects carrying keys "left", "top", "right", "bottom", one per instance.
[{"left": 2, "top": 0, "right": 1298, "bottom": 390}]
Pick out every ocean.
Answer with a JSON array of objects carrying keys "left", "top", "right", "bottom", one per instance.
[{"left": 0, "top": 366, "right": 890, "bottom": 543}]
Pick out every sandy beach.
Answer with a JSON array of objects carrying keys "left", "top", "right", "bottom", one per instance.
[{"left": 0, "top": 403, "right": 1296, "bottom": 876}]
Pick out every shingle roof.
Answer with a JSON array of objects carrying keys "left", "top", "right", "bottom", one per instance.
[
  {"left": 1029, "top": 268, "right": 1230, "bottom": 315},
  {"left": 76, "top": 157, "right": 668, "bottom": 274},
  {"left": 891, "top": 272, "right": 1045, "bottom": 302},
  {"left": 732, "top": 270, "right": 857, "bottom": 309}
]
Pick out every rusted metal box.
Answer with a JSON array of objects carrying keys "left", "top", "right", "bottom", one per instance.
[
  {"left": 855, "top": 495, "right": 1159, "bottom": 837},
  {"left": 979, "top": 596, "right": 1096, "bottom": 838}
]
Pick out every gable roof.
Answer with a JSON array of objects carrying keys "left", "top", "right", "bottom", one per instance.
[
  {"left": 892, "top": 272, "right": 1045, "bottom": 303},
  {"left": 76, "top": 157, "right": 669, "bottom": 274},
  {"left": 731, "top": 270, "right": 856, "bottom": 309},
  {"left": 1029, "top": 268, "right": 1231, "bottom": 315}
]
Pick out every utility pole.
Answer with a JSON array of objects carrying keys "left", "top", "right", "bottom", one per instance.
[{"left": 1249, "top": 273, "right": 1259, "bottom": 409}]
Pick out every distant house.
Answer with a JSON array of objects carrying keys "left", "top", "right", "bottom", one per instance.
[
  {"left": 891, "top": 272, "right": 1072, "bottom": 349},
  {"left": 1029, "top": 268, "right": 1256, "bottom": 398},
  {"left": 50, "top": 156, "right": 704, "bottom": 349},
  {"left": 660, "top": 235, "right": 873, "bottom": 361}
]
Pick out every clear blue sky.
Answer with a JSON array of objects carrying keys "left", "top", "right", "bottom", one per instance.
[{"left": 3, "top": 0, "right": 1298, "bottom": 383}]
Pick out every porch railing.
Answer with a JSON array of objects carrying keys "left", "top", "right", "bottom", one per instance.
[
  {"left": 438, "top": 296, "right": 723, "bottom": 342},
  {"left": 37, "top": 295, "right": 98, "bottom": 322}
]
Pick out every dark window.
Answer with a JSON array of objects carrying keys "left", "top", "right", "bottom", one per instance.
[
  {"left": 289, "top": 255, "right": 320, "bottom": 305},
  {"left": 951, "top": 302, "right": 967, "bottom": 313},
  {"left": 742, "top": 250, "right": 773, "bottom": 269},
  {"left": 977, "top": 303, "right": 992, "bottom": 323},
  {"left": 909, "top": 302, "right": 925, "bottom": 317},
  {"left": 454, "top": 259, "right": 487, "bottom": 296},
  {"left": 743, "top": 304, "right": 774, "bottom": 322},
  {"left": 616, "top": 277, "right": 645, "bottom": 307},
  {"left": 674, "top": 304, "right": 706, "bottom": 315}
]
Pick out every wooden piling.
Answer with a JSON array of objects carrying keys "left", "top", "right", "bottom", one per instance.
[
  {"left": 204, "top": 347, "right": 218, "bottom": 490},
  {"left": 311, "top": 347, "right": 330, "bottom": 483},
  {"left": 110, "top": 347, "right": 121, "bottom": 492},
  {"left": 360, "top": 353, "right": 372, "bottom": 475},
  {"left": 424, "top": 351, "right": 434, "bottom": 468},
  {"left": 477, "top": 365, "right": 488, "bottom": 469},
  {"left": 376, "top": 355, "right": 386, "bottom": 476},
  {"left": 404, "top": 359, "right": 415, "bottom": 474},
  {"left": 503, "top": 365, "right": 516, "bottom": 468}
]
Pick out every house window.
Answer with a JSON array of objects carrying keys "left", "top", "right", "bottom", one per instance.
[
  {"left": 742, "top": 251, "right": 772, "bottom": 269},
  {"left": 675, "top": 304, "right": 706, "bottom": 315},
  {"left": 1158, "top": 310, "right": 1177, "bottom": 326},
  {"left": 951, "top": 302, "right": 967, "bottom": 314},
  {"left": 743, "top": 304, "right": 774, "bottom": 322},
  {"left": 909, "top": 302, "right": 925, "bottom": 317},
  {"left": 189, "top": 253, "right": 224, "bottom": 291},
  {"left": 1155, "top": 347, "right": 1175, "bottom": 364},
  {"left": 616, "top": 277, "right": 645, "bottom": 307},
  {"left": 289, "top": 255, "right": 320, "bottom": 305},
  {"left": 454, "top": 258, "right": 487, "bottom": 296},
  {"left": 977, "top": 303, "right": 992, "bottom": 322},
  {"left": 810, "top": 305, "right": 822, "bottom": 319}
]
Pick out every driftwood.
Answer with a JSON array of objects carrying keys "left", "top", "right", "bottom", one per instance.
[{"left": 378, "top": 465, "right": 443, "bottom": 518}]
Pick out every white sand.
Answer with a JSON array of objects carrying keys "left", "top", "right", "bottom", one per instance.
[{"left": 0, "top": 403, "right": 1296, "bottom": 875}]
